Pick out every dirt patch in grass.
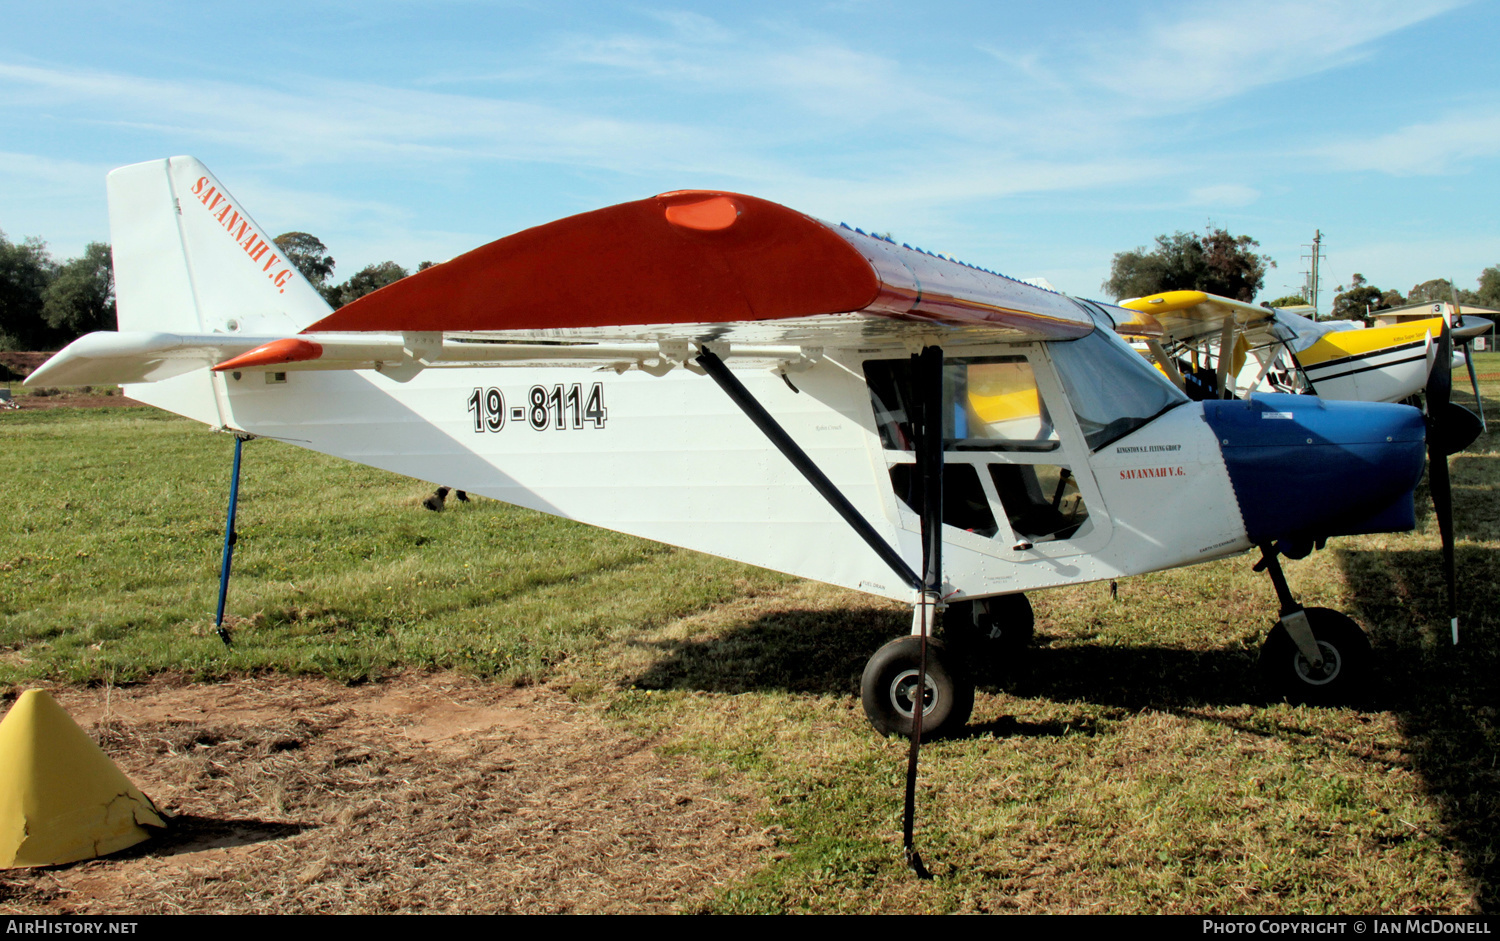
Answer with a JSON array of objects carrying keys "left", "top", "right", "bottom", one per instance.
[
  {"left": 2, "top": 389, "right": 146, "bottom": 410},
  {"left": 0, "top": 352, "right": 51, "bottom": 375},
  {"left": 0, "top": 353, "right": 145, "bottom": 408},
  {"left": 0, "top": 672, "right": 771, "bottom": 914}
]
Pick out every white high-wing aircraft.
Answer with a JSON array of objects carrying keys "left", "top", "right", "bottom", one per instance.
[{"left": 31, "top": 158, "right": 1439, "bottom": 741}]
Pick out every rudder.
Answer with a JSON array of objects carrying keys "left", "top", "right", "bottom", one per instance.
[
  {"left": 105, "top": 158, "right": 333, "bottom": 427},
  {"left": 109, "top": 157, "right": 332, "bottom": 336}
]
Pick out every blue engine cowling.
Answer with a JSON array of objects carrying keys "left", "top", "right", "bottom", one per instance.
[{"left": 1203, "top": 393, "right": 1426, "bottom": 547}]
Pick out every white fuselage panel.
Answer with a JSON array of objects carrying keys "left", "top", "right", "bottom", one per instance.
[{"left": 133, "top": 348, "right": 1250, "bottom": 603}]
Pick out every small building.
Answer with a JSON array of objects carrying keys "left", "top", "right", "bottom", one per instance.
[{"left": 1371, "top": 300, "right": 1500, "bottom": 330}]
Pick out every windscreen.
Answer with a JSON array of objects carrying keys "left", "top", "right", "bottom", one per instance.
[{"left": 1048, "top": 328, "right": 1188, "bottom": 450}]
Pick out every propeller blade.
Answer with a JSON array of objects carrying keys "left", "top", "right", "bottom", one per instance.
[
  {"left": 1464, "top": 343, "right": 1487, "bottom": 433},
  {"left": 1434, "top": 400, "right": 1484, "bottom": 456},
  {"left": 1427, "top": 433, "right": 1458, "bottom": 644},
  {"left": 1428, "top": 319, "right": 1453, "bottom": 414},
  {"left": 1424, "top": 318, "right": 1459, "bottom": 643}
]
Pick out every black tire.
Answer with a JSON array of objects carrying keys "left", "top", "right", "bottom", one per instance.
[
  {"left": 1258, "top": 608, "right": 1371, "bottom": 705},
  {"left": 944, "top": 594, "right": 1035, "bottom": 657},
  {"left": 860, "top": 636, "right": 973, "bottom": 738}
]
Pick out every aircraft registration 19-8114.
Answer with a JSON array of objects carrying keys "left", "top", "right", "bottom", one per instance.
[{"left": 29, "top": 157, "right": 1458, "bottom": 872}]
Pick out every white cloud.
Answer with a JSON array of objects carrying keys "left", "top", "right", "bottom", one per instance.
[
  {"left": 640, "top": 9, "right": 734, "bottom": 45},
  {"left": 0, "top": 151, "right": 110, "bottom": 192},
  {"left": 0, "top": 151, "right": 114, "bottom": 254},
  {"left": 1328, "top": 234, "right": 1500, "bottom": 293},
  {"left": 0, "top": 52, "right": 1171, "bottom": 216},
  {"left": 0, "top": 1, "right": 1484, "bottom": 275},
  {"left": 983, "top": 0, "right": 1467, "bottom": 116},
  {"left": 1187, "top": 184, "right": 1260, "bottom": 207},
  {"left": 0, "top": 62, "right": 779, "bottom": 179},
  {"left": 547, "top": 23, "right": 997, "bottom": 138},
  {"left": 1314, "top": 108, "right": 1500, "bottom": 174}
]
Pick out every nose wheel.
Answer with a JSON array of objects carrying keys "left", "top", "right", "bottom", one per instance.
[
  {"left": 861, "top": 636, "right": 974, "bottom": 738},
  {"left": 1259, "top": 607, "right": 1371, "bottom": 705},
  {"left": 1252, "top": 547, "right": 1375, "bottom": 705}
]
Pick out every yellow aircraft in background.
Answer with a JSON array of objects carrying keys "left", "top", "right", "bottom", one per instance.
[{"left": 1116, "top": 290, "right": 1490, "bottom": 417}]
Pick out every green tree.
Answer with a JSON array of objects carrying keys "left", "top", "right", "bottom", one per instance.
[
  {"left": 1104, "top": 228, "right": 1273, "bottom": 303},
  {"left": 274, "top": 232, "right": 338, "bottom": 305},
  {"left": 1261, "top": 294, "right": 1309, "bottom": 309},
  {"left": 1472, "top": 265, "right": 1500, "bottom": 308},
  {"left": 43, "top": 242, "right": 115, "bottom": 336},
  {"left": 335, "top": 261, "right": 408, "bottom": 307},
  {"left": 0, "top": 230, "right": 61, "bottom": 351},
  {"left": 1407, "top": 278, "right": 1455, "bottom": 305},
  {"left": 1330, "top": 274, "right": 1398, "bottom": 321}
]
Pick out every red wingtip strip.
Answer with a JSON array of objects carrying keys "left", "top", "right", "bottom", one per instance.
[{"left": 212, "top": 338, "right": 324, "bottom": 372}]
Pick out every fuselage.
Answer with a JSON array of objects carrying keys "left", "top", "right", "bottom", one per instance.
[{"left": 131, "top": 326, "right": 1425, "bottom": 605}]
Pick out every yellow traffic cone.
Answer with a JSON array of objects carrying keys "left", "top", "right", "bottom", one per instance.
[{"left": 0, "top": 689, "right": 167, "bottom": 868}]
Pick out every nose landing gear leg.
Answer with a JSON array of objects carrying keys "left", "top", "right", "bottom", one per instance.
[{"left": 1253, "top": 545, "right": 1371, "bottom": 704}]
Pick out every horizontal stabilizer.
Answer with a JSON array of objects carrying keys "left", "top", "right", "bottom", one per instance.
[{"left": 24, "top": 332, "right": 267, "bottom": 387}]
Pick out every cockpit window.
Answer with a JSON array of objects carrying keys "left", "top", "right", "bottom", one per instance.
[
  {"left": 1047, "top": 329, "right": 1188, "bottom": 450},
  {"left": 944, "top": 357, "right": 1059, "bottom": 450},
  {"left": 865, "top": 359, "right": 916, "bottom": 451},
  {"left": 865, "top": 356, "right": 1064, "bottom": 452}
]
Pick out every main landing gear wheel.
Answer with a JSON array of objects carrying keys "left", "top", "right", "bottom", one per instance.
[
  {"left": 944, "top": 594, "right": 1035, "bottom": 659},
  {"left": 1258, "top": 608, "right": 1372, "bottom": 706},
  {"left": 861, "top": 636, "right": 974, "bottom": 738}
]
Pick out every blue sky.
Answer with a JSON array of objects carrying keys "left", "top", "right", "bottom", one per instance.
[{"left": 2, "top": 0, "right": 1496, "bottom": 308}]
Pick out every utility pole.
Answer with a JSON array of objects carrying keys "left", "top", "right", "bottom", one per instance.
[{"left": 1301, "top": 230, "right": 1325, "bottom": 319}]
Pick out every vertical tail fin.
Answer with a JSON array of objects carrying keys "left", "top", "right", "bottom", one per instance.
[
  {"left": 109, "top": 156, "right": 332, "bottom": 336},
  {"left": 104, "top": 157, "right": 333, "bottom": 426}
]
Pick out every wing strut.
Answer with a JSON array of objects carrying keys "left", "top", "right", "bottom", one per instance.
[
  {"left": 693, "top": 349, "right": 921, "bottom": 591},
  {"left": 1215, "top": 318, "right": 1238, "bottom": 398},
  {"left": 694, "top": 346, "right": 946, "bottom": 878},
  {"left": 1463, "top": 342, "right": 1488, "bottom": 433},
  {"left": 1145, "top": 339, "right": 1186, "bottom": 391},
  {"left": 903, "top": 344, "right": 944, "bottom": 880}
]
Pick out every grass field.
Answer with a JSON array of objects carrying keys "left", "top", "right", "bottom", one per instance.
[{"left": 1, "top": 365, "right": 1497, "bottom": 914}]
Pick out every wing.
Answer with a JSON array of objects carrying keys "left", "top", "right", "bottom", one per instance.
[
  {"left": 1115, "top": 290, "right": 1278, "bottom": 347},
  {"left": 31, "top": 189, "right": 1097, "bottom": 387},
  {"left": 1108, "top": 292, "right": 1485, "bottom": 404},
  {"left": 1107, "top": 290, "right": 1300, "bottom": 398},
  {"left": 305, "top": 190, "right": 1095, "bottom": 346}
]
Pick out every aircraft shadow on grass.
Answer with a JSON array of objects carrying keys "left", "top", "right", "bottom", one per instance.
[
  {"left": 622, "top": 531, "right": 1500, "bottom": 907},
  {"left": 1336, "top": 542, "right": 1500, "bottom": 912},
  {"left": 624, "top": 608, "right": 1263, "bottom": 713}
]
